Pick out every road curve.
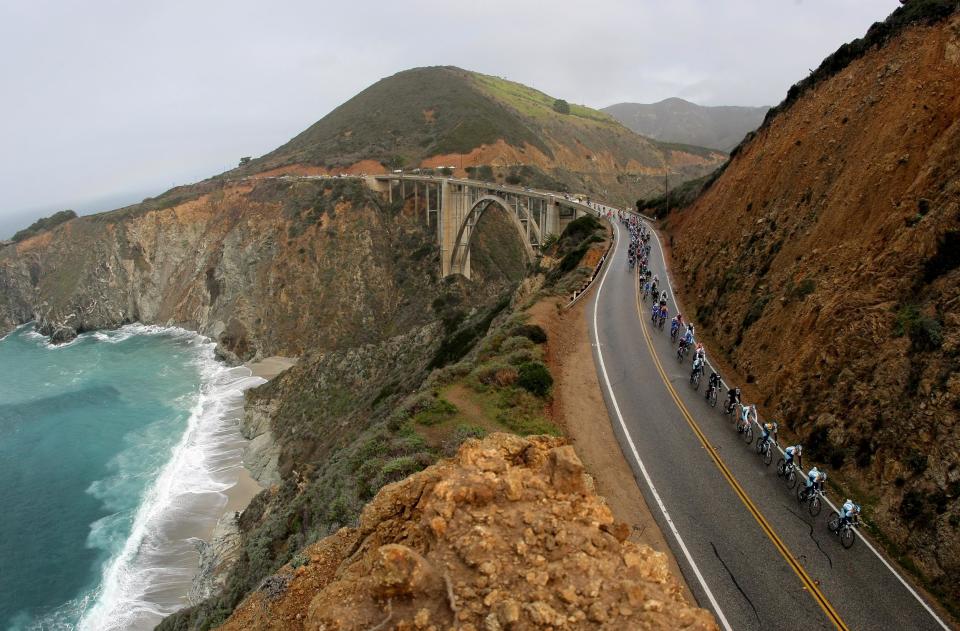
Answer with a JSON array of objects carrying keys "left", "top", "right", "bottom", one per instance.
[{"left": 588, "top": 217, "right": 949, "bottom": 631}]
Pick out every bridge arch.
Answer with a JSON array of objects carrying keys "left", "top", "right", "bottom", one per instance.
[{"left": 448, "top": 194, "right": 541, "bottom": 278}]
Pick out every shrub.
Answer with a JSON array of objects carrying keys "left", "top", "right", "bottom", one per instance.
[
  {"left": 552, "top": 99, "right": 571, "bottom": 114},
  {"left": 500, "top": 335, "right": 534, "bottom": 353},
  {"left": 425, "top": 360, "right": 473, "bottom": 388},
  {"left": 413, "top": 398, "right": 458, "bottom": 426},
  {"left": 472, "top": 361, "right": 519, "bottom": 388},
  {"left": 511, "top": 324, "right": 547, "bottom": 344},
  {"left": 441, "top": 425, "right": 488, "bottom": 457},
  {"left": 517, "top": 362, "right": 553, "bottom": 397},
  {"left": 895, "top": 305, "right": 943, "bottom": 351},
  {"left": 504, "top": 348, "right": 537, "bottom": 366},
  {"left": 906, "top": 449, "right": 928, "bottom": 475},
  {"left": 741, "top": 295, "right": 770, "bottom": 331},
  {"left": 377, "top": 455, "right": 427, "bottom": 487}
]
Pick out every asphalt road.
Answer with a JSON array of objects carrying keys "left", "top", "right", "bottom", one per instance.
[{"left": 588, "top": 217, "right": 950, "bottom": 631}]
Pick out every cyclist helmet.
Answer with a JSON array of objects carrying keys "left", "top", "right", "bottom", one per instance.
[{"left": 796, "top": 445, "right": 803, "bottom": 455}]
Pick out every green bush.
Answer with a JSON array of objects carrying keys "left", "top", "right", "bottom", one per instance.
[
  {"left": 895, "top": 305, "right": 943, "bottom": 351},
  {"left": 500, "top": 335, "right": 534, "bottom": 353},
  {"left": 552, "top": 99, "right": 571, "bottom": 114},
  {"left": 504, "top": 348, "right": 537, "bottom": 366},
  {"left": 471, "top": 361, "right": 519, "bottom": 388},
  {"left": 511, "top": 324, "right": 547, "bottom": 344},
  {"left": 516, "top": 362, "right": 553, "bottom": 396}
]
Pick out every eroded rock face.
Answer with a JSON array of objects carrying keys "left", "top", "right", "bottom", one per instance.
[
  {"left": 217, "top": 434, "right": 717, "bottom": 631},
  {"left": 667, "top": 12, "right": 960, "bottom": 602}
]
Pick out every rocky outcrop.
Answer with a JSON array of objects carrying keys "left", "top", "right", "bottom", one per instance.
[
  {"left": 190, "top": 513, "right": 244, "bottom": 606},
  {"left": 0, "top": 178, "right": 444, "bottom": 359},
  {"left": 216, "top": 434, "right": 717, "bottom": 630},
  {"left": 667, "top": 8, "right": 960, "bottom": 608}
]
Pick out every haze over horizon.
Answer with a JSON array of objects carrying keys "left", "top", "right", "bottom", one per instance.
[{"left": 0, "top": 0, "right": 900, "bottom": 238}]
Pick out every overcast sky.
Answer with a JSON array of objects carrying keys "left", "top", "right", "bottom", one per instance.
[{"left": 0, "top": 0, "right": 900, "bottom": 237}]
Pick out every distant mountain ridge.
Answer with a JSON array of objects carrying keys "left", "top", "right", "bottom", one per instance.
[{"left": 603, "top": 98, "right": 769, "bottom": 152}]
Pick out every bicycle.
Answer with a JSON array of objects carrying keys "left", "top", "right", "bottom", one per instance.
[
  {"left": 738, "top": 417, "right": 754, "bottom": 444},
  {"left": 776, "top": 458, "right": 798, "bottom": 489},
  {"left": 796, "top": 484, "right": 824, "bottom": 517},
  {"left": 755, "top": 435, "right": 774, "bottom": 466},
  {"left": 690, "top": 364, "right": 702, "bottom": 390},
  {"left": 670, "top": 323, "right": 680, "bottom": 343},
  {"left": 677, "top": 343, "right": 688, "bottom": 362},
  {"left": 705, "top": 383, "right": 719, "bottom": 407},
  {"left": 827, "top": 512, "right": 859, "bottom": 549},
  {"left": 658, "top": 313, "right": 666, "bottom": 330}
]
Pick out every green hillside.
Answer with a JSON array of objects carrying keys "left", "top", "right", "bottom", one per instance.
[{"left": 248, "top": 66, "right": 725, "bottom": 202}]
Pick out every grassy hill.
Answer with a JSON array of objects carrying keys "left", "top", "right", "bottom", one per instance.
[{"left": 247, "top": 66, "right": 725, "bottom": 203}]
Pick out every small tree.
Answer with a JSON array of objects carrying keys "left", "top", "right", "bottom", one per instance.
[
  {"left": 552, "top": 99, "right": 570, "bottom": 114},
  {"left": 238, "top": 156, "right": 251, "bottom": 166}
]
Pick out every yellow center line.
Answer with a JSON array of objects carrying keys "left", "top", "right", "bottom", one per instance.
[{"left": 633, "top": 273, "right": 849, "bottom": 631}]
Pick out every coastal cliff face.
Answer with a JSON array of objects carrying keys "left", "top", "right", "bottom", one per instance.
[
  {"left": 668, "top": 9, "right": 960, "bottom": 608},
  {"left": 216, "top": 433, "right": 717, "bottom": 631},
  {"left": 0, "top": 178, "right": 448, "bottom": 360}
]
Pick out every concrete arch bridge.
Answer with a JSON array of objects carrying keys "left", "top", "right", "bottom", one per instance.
[{"left": 368, "top": 175, "right": 596, "bottom": 279}]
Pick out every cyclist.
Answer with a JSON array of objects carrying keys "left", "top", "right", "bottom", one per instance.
[
  {"left": 651, "top": 301, "right": 660, "bottom": 322},
  {"left": 670, "top": 315, "right": 682, "bottom": 337},
  {"left": 694, "top": 342, "right": 706, "bottom": 363},
  {"left": 683, "top": 324, "right": 695, "bottom": 346},
  {"left": 840, "top": 499, "right": 861, "bottom": 528},
  {"left": 739, "top": 403, "right": 755, "bottom": 428},
  {"left": 726, "top": 386, "right": 741, "bottom": 413},
  {"left": 659, "top": 289, "right": 668, "bottom": 304},
  {"left": 784, "top": 444, "right": 803, "bottom": 471},
  {"left": 659, "top": 304, "right": 669, "bottom": 326},
  {"left": 691, "top": 354, "right": 705, "bottom": 378},
  {"left": 705, "top": 371, "right": 722, "bottom": 400},
  {"left": 804, "top": 466, "right": 827, "bottom": 495},
  {"left": 760, "top": 420, "right": 778, "bottom": 447}
]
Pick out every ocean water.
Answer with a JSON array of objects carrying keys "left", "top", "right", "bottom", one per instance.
[{"left": 0, "top": 324, "right": 264, "bottom": 630}]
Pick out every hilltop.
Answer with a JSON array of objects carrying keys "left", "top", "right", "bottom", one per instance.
[
  {"left": 603, "top": 98, "right": 768, "bottom": 151},
  {"left": 244, "top": 66, "right": 725, "bottom": 203},
  {"left": 663, "top": 0, "right": 960, "bottom": 613}
]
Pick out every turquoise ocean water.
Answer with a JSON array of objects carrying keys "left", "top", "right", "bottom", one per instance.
[{"left": 0, "top": 324, "right": 262, "bottom": 630}]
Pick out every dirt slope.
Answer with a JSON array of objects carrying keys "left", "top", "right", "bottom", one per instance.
[
  {"left": 216, "top": 433, "right": 716, "bottom": 631},
  {"left": 666, "top": 9, "right": 960, "bottom": 611}
]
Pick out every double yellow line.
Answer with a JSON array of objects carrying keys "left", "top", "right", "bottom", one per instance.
[{"left": 633, "top": 277, "right": 850, "bottom": 631}]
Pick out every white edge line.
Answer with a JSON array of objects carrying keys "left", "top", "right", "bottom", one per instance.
[
  {"left": 592, "top": 219, "right": 733, "bottom": 631},
  {"left": 637, "top": 213, "right": 951, "bottom": 631}
]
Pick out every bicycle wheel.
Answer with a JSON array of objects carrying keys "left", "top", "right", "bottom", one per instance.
[
  {"left": 809, "top": 495, "right": 822, "bottom": 517},
  {"left": 755, "top": 438, "right": 764, "bottom": 454},
  {"left": 763, "top": 446, "right": 773, "bottom": 466},
  {"left": 840, "top": 526, "right": 856, "bottom": 549},
  {"left": 710, "top": 389, "right": 718, "bottom": 407},
  {"left": 797, "top": 484, "right": 807, "bottom": 502},
  {"left": 692, "top": 373, "right": 700, "bottom": 390},
  {"left": 776, "top": 458, "right": 786, "bottom": 477},
  {"left": 785, "top": 469, "right": 797, "bottom": 489},
  {"left": 828, "top": 513, "right": 840, "bottom": 532},
  {"left": 743, "top": 425, "right": 753, "bottom": 445}
]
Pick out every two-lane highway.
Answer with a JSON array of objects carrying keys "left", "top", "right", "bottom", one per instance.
[{"left": 589, "top": 216, "right": 950, "bottom": 630}]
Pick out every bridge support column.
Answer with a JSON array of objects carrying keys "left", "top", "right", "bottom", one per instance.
[
  {"left": 545, "top": 201, "right": 560, "bottom": 237},
  {"left": 440, "top": 179, "right": 471, "bottom": 279}
]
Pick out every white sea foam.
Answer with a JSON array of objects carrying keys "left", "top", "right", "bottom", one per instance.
[{"left": 76, "top": 327, "right": 265, "bottom": 631}]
